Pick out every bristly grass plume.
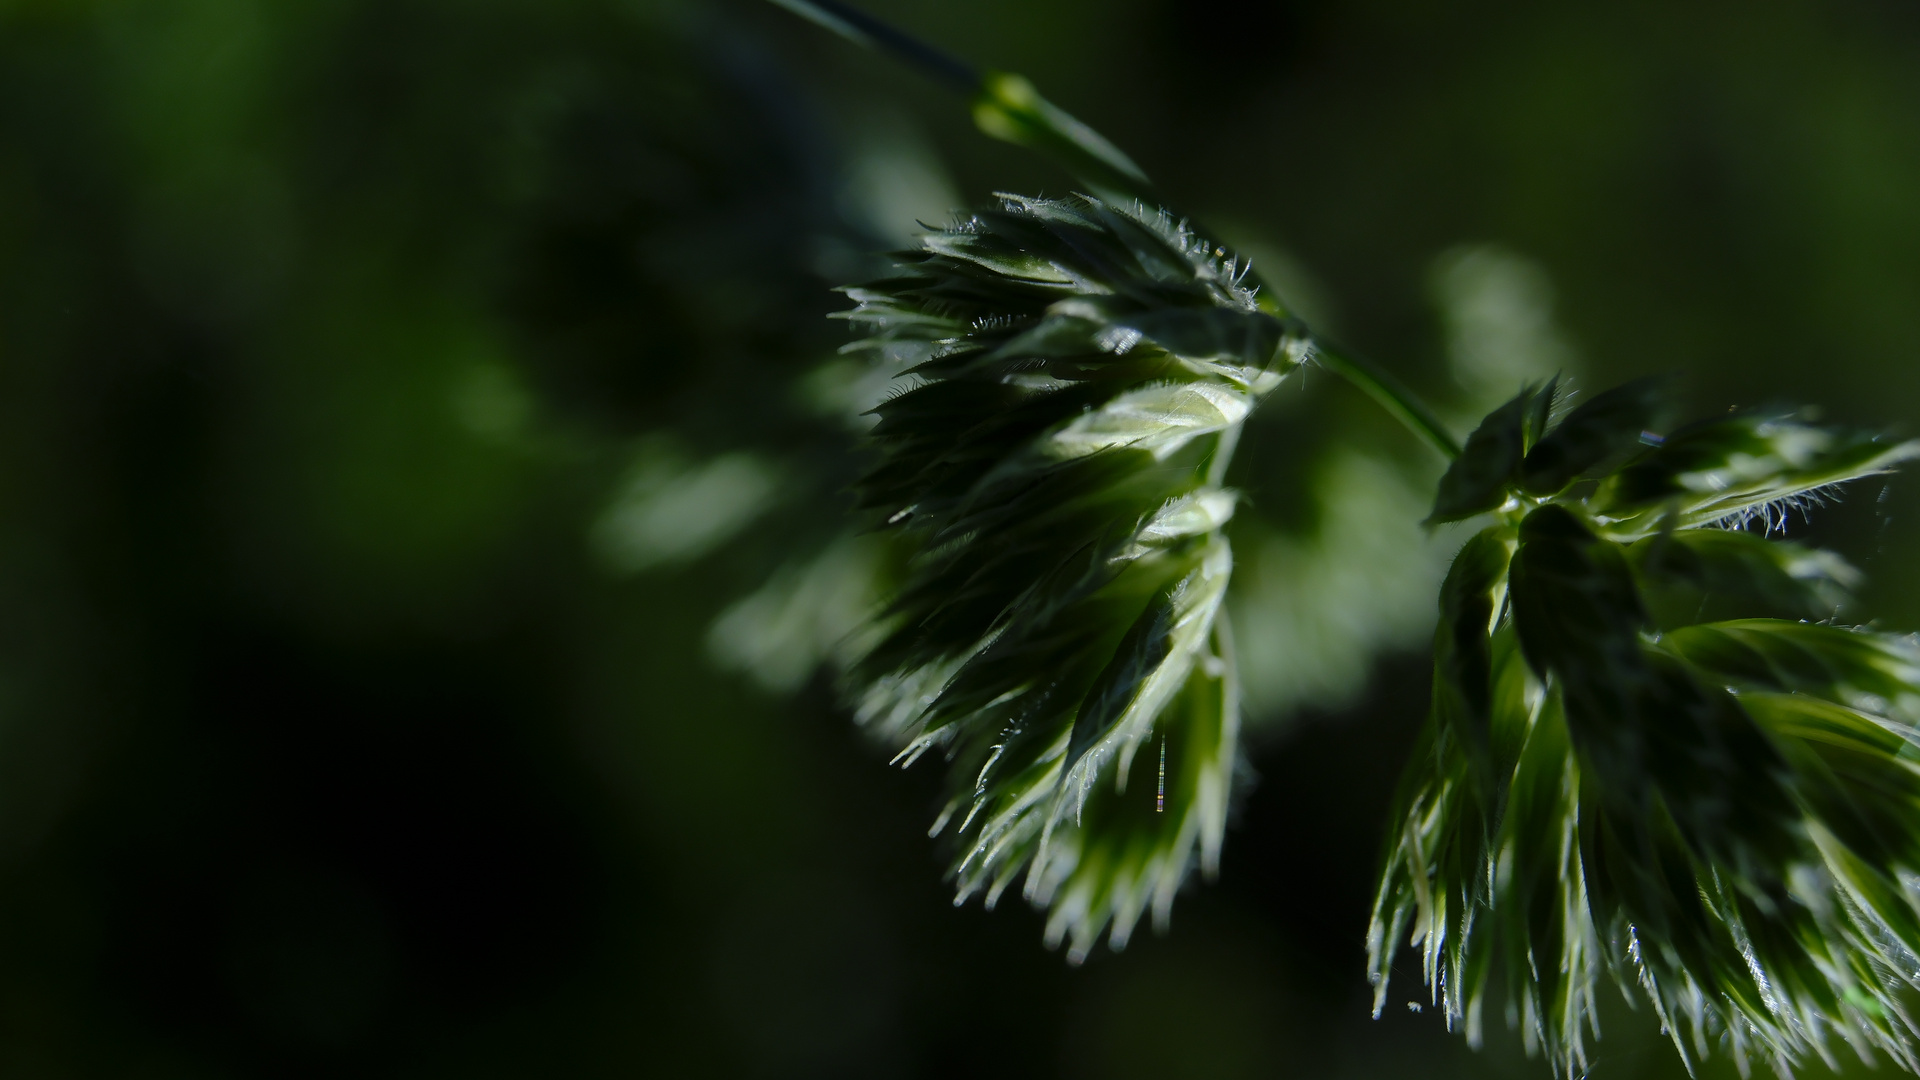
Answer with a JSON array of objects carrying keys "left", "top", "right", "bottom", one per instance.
[
  {"left": 1369, "top": 379, "right": 1920, "bottom": 1078},
  {"left": 772, "top": 0, "right": 1920, "bottom": 1073},
  {"left": 841, "top": 194, "right": 1306, "bottom": 960}
]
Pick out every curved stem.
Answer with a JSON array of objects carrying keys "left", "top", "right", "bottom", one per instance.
[
  {"left": 767, "top": 0, "right": 1463, "bottom": 462},
  {"left": 766, "top": 0, "right": 978, "bottom": 92},
  {"left": 765, "top": 0, "right": 1153, "bottom": 204},
  {"left": 1313, "top": 342, "right": 1462, "bottom": 460}
]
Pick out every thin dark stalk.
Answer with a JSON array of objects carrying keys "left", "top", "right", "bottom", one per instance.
[
  {"left": 767, "top": 0, "right": 978, "bottom": 92},
  {"left": 766, "top": 0, "right": 1463, "bottom": 462},
  {"left": 763, "top": 0, "right": 1149, "bottom": 202}
]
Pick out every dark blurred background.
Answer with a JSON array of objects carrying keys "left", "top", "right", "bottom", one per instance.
[{"left": 1, "top": 0, "right": 1918, "bottom": 1075}]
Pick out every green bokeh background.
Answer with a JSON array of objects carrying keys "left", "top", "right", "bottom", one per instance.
[{"left": 1, "top": 0, "right": 1917, "bottom": 1075}]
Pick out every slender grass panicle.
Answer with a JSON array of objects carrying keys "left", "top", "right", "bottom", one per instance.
[
  {"left": 1369, "top": 380, "right": 1920, "bottom": 1078},
  {"left": 842, "top": 194, "right": 1306, "bottom": 960}
]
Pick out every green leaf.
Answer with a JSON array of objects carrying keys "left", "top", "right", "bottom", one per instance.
[
  {"left": 1523, "top": 374, "right": 1558, "bottom": 449},
  {"left": 1507, "top": 505, "right": 1805, "bottom": 1007},
  {"left": 1120, "top": 307, "right": 1291, "bottom": 375},
  {"left": 1518, "top": 376, "right": 1665, "bottom": 496},
  {"left": 1592, "top": 412, "right": 1920, "bottom": 534},
  {"left": 1425, "top": 385, "right": 1538, "bottom": 523},
  {"left": 922, "top": 227, "right": 1084, "bottom": 284},
  {"left": 1490, "top": 685, "right": 1598, "bottom": 1072},
  {"left": 1627, "top": 526, "right": 1857, "bottom": 627},
  {"left": 1507, "top": 504, "right": 1647, "bottom": 689},
  {"left": 1066, "top": 573, "right": 1204, "bottom": 775},
  {"left": 1039, "top": 381, "right": 1255, "bottom": 463},
  {"left": 1431, "top": 527, "right": 1510, "bottom": 756},
  {"left": 1661, "top": 620, "right": 1920, "bottom": 726},
  {"left": 1031, "top": 620, "right": 1241, "bottom": 960},
  {"left": 1364, "top": 529, "right": 1512, "bottom": 1040}
]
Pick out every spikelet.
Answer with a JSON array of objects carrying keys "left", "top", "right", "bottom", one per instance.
[
  {"left": 841, "top": 193, "right": 1307, "bottom": 959},
  {"left": 1371, "top": 378, "right": 1920, "bottom": 1077}
]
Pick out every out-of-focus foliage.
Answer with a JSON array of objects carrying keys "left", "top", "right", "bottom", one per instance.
[
  {"left": 1233, "top": 246, "right": 1580, "bottom": 722},
  {"left": 0, "top": 0, "right": 904, "bottom": 1071},
  {"left": 1370, "top": 382, "right": 1920, "bottom": 1077}
]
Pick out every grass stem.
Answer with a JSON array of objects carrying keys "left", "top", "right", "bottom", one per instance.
[
  {"left": 1313, "top": 343, "right": 1463, "bottom": 460},
  {"left": 766, "top": 0, "right": 979, "bottom": 92},
  {"left": 767, "top": 0, "right": 1461, "bottom": 461}
]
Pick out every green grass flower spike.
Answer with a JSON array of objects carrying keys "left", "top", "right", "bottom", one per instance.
[
  {"left": 842, "top": 193, "right": 1305, "bottom": 961},
  {"left": 1370, "top": 379, "right": 1920, "bottom": 1078}
]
